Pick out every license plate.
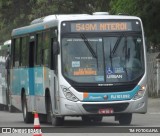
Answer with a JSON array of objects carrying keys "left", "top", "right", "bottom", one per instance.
[{"left": 98, "top": 108, "right": 114, "bottom": 114}]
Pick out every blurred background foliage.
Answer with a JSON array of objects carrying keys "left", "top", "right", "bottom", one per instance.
[{"left": 0, "top": 0, "right": 160, "bottom": 51}]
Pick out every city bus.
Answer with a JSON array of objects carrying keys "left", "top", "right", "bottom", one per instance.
[
  {"left": 10, "top": 13, "right": 147, "bottom": 126},
  {"left": 0, "top": 40, "right": 11, "bottom": 110}
]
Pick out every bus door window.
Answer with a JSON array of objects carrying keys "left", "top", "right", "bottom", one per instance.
[
  {"left": 29, "top": 41, "right": 35, "bottom": 67},
  {"left": 50, "top": 28, "right": 58, "bottom": 71},
  {"left": 36, "top": 33, "right": 43, "bottom": 66},
  {"left": 43, "top": 30, "right": 50, "bottom": 66},
  {"left": 21, "top": 37, "right": 28, "bottom": 67}
]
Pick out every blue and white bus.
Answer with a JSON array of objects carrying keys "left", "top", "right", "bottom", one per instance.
[
  {"left": 10, "top": 13, "right": 147, "bottom": 126},
  {"left": 0, "top": 40, "right": 11, "bottom": 110}
]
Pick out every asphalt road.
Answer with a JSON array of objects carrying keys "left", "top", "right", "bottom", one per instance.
[{"left": 0, "top": 98, "right": 160, "bottom": 136}]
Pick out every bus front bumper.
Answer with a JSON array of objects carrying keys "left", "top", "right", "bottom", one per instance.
[{"left": 58, "top": 92, "right": 148, "bottom": 116}]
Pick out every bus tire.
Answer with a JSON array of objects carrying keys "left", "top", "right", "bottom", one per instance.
[
  {"left": 22, "top": 94, "right": 33, "bottom": 123},
  {"left": 118, "top": 113, "right": 132, "bottom": 125},
  {"left": 47, "top": 96, "right": 64, "bottom": 126}
]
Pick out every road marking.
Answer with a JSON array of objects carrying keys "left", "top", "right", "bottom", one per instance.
[{"left": 149, "top": 112, "right": 160, "bottom": 115}]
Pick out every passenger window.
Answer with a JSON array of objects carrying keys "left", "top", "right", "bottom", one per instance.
[
  {"left": 21, "top": 37, "right": 28, "bottom": 66},
  {"left": 14, "top": 38, "right": 20, "bottom": 67},
  {"left": 43, "top": 30, "right": 50, "bottom": 66},
  {"left": 36, "top": 33, "right": 43, "bottom": 65}
]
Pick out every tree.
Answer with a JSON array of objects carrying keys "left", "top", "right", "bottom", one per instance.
[
  {"left": 0, "top": 0, "right": 110, "bottom": 43},
  {"left": 0, "top": 0, "right": 33, "bottom": 42},
  {"left": 110, "top": 0, "right": 160, "bottom": 51}
]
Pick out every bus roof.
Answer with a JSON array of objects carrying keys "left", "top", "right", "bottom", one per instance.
[
  {"left": 0, "top": 40, "right": 11, "bottom": 51},
  {"left": 4, "top": 40, "right": 11, "bottom": 46},
  {"left": 30, "top": 13, "right": 140, "bottom": 23},
  {"left": 12, "top": 13, "right": 141, "bottom": 37}
]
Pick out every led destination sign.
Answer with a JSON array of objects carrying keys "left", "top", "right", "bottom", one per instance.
[{"left": 71, "top": 22, "right": 132, "bottom": 32}]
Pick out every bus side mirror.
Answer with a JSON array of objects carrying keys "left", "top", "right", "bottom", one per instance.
[{"left": 53, "top": 41, "right": 60, "bottom": 55}]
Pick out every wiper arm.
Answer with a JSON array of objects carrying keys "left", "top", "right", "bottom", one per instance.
[
  {"left": 111, "top": 33, "right": 124, "bottom": 56},
  {"left": 109, "top": 43, "right": 113, "bottom": 70},
  {"left": 80, "top": 34, "right": 97, "bottom": 59}
]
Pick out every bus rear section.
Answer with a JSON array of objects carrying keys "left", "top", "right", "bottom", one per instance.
[{"left": 0, "top": 40, "right": 11, "bottom": 110}]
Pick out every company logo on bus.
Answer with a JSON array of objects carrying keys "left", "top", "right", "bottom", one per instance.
[{"left": 103, "top": 95, "right": 108, "bottom": 100}]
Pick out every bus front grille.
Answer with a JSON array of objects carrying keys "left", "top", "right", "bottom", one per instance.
[{"left": 82, "top": 103, "right": 129, "bottom": 113}]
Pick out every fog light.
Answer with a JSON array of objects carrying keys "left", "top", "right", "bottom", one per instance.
[
  {"left": 65, "top": 104, "right": 76, "bottom": 111},
  {"left": 136, "top": 102, "right": 145, "bottom": 109}
]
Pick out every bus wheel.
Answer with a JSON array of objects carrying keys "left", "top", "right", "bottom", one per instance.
[
  {"left": 22, "top": 94, "right": 33, "bottom": 123},
  {"left": 47, "top": 96, "right": 64, "bottom": 126},
  {"left": 118, "top": 113, "right": 132, "bottom": 125}
]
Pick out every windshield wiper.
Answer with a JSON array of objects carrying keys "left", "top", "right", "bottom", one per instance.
[
  {"left": 109, "top": 34, "right": 124, "bottom": 72},
  {"left": 123, "top": 36, "right": 129, "bottom": 80},
  {"left": 111, "top": 33, "right": 124, "bottom": 56},
  {"left": 80, "top": 34, "right": 97, "bottom": 59},
  {"left": 110, "top": 33, "right": 129, "bottom": 80},
  {"left": 109, "top": 43, "right": 113, "bottom": 70}
]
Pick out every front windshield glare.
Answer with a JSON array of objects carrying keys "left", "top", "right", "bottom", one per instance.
[{"left": 62, "top": 34, "right": 144, "bottom": 83}]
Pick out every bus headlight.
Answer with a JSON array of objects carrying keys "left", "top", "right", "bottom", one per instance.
[
  {"left": 61, "top": 86, "right": 79, "bottom": 102},
  {"left": 132, "top": 85, "right": 146, "bottom": 100}
]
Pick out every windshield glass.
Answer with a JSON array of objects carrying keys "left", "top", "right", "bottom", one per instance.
[{"left": 61, "top": 33, "right": 144, "bottom": 83}]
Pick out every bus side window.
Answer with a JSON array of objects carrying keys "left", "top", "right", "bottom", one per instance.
[
  {"left": 43, "top": 30, "right": 50, "bottom": 66},
  {"left": 36, "top": 33, "right": 43, "bottom": 66},
  {"left": 21, "top": 37, "right": 28, "bottom": 67},
  {"left": 50, "top": 38, "right": 54, "bottom": 70},
  {"left": 51, "top": 37, "right": 58, "bottom": 71},
  {"left": 50, "top": 28, "right": 58, "bottom": 70},
  {"left": 13, "top": 38, "right": 20, "bottom": 67}
]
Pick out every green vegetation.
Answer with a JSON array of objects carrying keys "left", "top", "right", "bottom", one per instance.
[
  {"left": 110, "top": 0, "right": 160, "bottom": 52},
  {"left": 0, "top": 0, "right": 159, "bottom": 51}
]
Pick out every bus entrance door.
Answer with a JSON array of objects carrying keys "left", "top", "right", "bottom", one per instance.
[{"left": 28, "top": 40, "right": 35, "bottom": 112}]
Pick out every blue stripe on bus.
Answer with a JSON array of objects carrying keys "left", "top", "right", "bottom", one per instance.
[
  {"left": 34, "top": 67, "right": 44, "bottom": 96},
  {"left": 12, "top": 19, "right": 57, "bottom": 36},
  {"left": 83, "top": 85, "right": 141, "bottom": 102},
  {"left": 11, "top": 67, "right": 44, "bottom": 96},
  {"left": 12, "top": 25, "right": 44, "bottom": 36},
  {"left": 29, "top": 68, "right": 34, "bottom": 95},
  {"left": 11, "top": 69, "right": 21, "bottom": 95}
]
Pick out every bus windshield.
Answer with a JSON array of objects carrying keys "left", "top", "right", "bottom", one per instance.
[{"left": 62, "top": 33, "right": 144, "bottom": 84}]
